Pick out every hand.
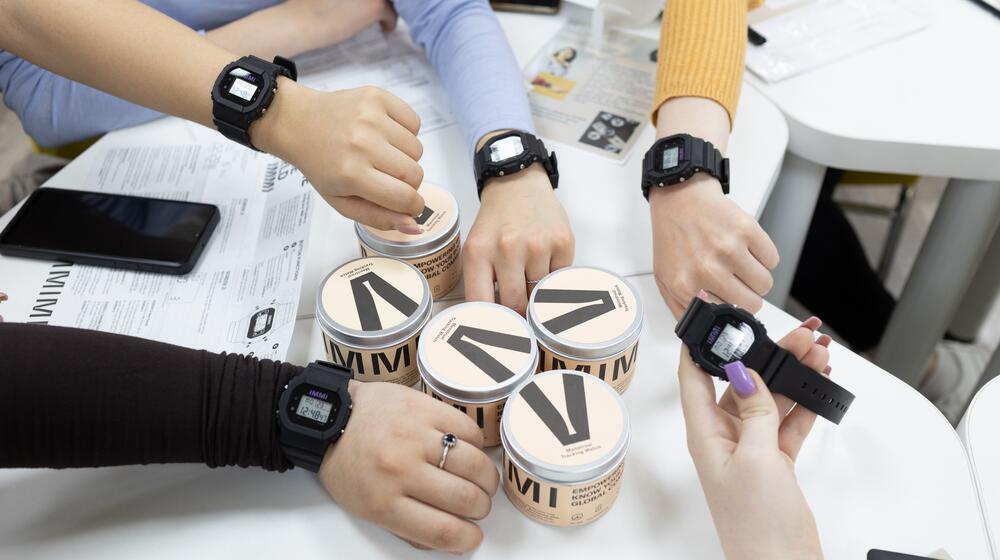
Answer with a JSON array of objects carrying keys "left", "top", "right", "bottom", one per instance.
[
  {"left": 678, "top": 310, "right": 832, "bottom": 560},
  {"left": 463, "top": 165, "right": 574, "bottom": 315},
  {"left": 649, "top": 176, "right": 779, "bottom": 318},
  {"left": 256, "top": 82, "right": 427, "bottom": 233},
  {"left": 283, "top": 0, "right": 398, "bottom": 44},
  {"left": 319, "top": 382, "right": 500, "bottom": 553}
]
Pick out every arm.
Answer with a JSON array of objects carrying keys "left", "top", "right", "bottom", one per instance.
[
  {"left": 0, "top": 0, "right": 426, "bottom": 232},
  {"left": 0, "top": 0, "right": 397, "bottom": 148},
  {"left": 0, "top": 321, "right": 498, "bottom": 553},
  {"left": 648, "top": 0, "right": 778, "bottom": 319},
  {"left": 394, "top": 0, "right": 574, "bottom": 314}
]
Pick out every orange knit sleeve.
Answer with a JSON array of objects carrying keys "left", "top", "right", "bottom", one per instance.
[{"left": 652, "top": 0, "right": 763, "bottom": 128}]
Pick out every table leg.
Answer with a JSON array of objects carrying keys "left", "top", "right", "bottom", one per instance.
[
  {"left": 948, "top": 225, "right": 1000, "bottom": 342},
  {"left": 759, "top": 152, "right": 826, "bottom": 308},
  {"left": 875, "top": 179, "right": 1000, "bottom": 386}
]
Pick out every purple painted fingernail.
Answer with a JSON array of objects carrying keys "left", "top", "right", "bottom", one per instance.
[
  {"left": 395, "top": 224, "right": 423, "bottom": 235},
  {"left": 724, "top": 361, "right": 756, "bottom": 398}
]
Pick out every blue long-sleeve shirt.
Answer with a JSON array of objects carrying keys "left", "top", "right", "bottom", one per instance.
[{"left": 0, "top": 0, "right": 534, "bottom": 152}]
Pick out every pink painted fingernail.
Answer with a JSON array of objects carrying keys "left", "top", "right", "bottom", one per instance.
[
  {"left": 724, "top": 361, "right": 756, "bottom": 398},
  {"left": 817, "top": 334, "right": 832, "bottom": 347},
  {"left": 395, "top": 224, "right": 423, "bottom": 235},
  {"left": 822, "top": 365, "right": 832, "bottom": 375},
  {"left": 696, "top": 289, "right": 708, "bottom": 300}
]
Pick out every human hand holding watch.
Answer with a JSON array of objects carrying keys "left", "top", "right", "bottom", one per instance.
[
  {"left": 678, "top": 306, "right": 831, "bottom": 560},
  {"left": 464, "top": 130, "right": 574, "bottom": 315},
  {"left": 646, "top": 97, "right": 779, "bottom": 319},
  {"left": 277, "top": 362, "right": 499, "bottom": 553}
]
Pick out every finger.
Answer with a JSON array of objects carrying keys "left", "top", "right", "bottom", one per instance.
[
  {"left": 724, "top": 362, "right": 780, "bottom": 450},
  {"left": 406, "top": 465, "right": 492, "bottom": 520},
  {"left": 712, "top": 273, "right": 763, "bottom": 313},
  {"left": 732, "top": 249, "right": 774, "bottom": 297},
  {"left": 325, "top": 195, "right": 419, "bottom": 232},
  {"left": 799, "top": 316, "right": 822, "bottom": 331},
  {"left": 550, "top": 233, "right": 574, "bottom": 271},
  {"left": 778, "top": 368, "right": 833, "bottom": 461},
  {"left": 524, "top": 248, "right": 552, "bottom": 284},
  {"left": 800, "top": 343, "right": 830, "bottom": 375},
  {"left": 719, "top": 325, "right": 817, "bottom": 417},
  {"left": 665, "top": 293, "right": 686, "bottom": 320},
  {"left": 421, "top": 436, "right": 500, "bottom": 497},
  {"left": 463, "top": 252, "right": 497, "bottom": 303},
  {"left": 363, "top": 169, "right": 426, "bottom": 216},
  {"left": 429, "top": 403, "right": 486, "bottom": 449},
  {"left": 379, "top": 118, "right": 423, "bottom": 161},
  {"left": 373, "top": 142, "right": 424, "bottom": 190},
  {"left": 385, "top": 498, "right": 483, "bottom": 553},
  {"left": 379, "top": 90, "right": 421, "bottom": 135},
  {"left": 747, "top": 221, "right": 780, "bottom": 270},
  {"left": 677, "top": 351, "right": 721, "bottom": 443},
  {"left": 496, "top": 255, "right": 528, "bottom": 316}
]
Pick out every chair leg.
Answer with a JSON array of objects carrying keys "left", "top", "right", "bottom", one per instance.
[{"left": 877, "top": 183, "right": 916, "bottom": 282}]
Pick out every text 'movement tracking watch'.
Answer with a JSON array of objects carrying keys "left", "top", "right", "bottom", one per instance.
[
  {"left": 212, "top": 55, "right": 297, "bottom": 151},
  {"left": 277, "top": 361, "right": 353, "bottom": 472},
  {"left": 474, "top": 131, "right": 559, "bottom": 198},
  {"left": 641, "top": 133, "right": 729, "bottom": 200},
  {"left": 675, "top": 298, "right": 855, "bottom": 424}
]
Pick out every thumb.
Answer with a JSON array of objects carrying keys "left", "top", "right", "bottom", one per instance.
[{"left": 724, "top": 361, "right": 780, "bottom": 450}]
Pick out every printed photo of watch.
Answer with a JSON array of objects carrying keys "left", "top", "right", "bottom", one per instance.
[
  {"left": 212, "top": 55, "right": 298, "bottom": 151},
  {"left": 473, "top": 130, "right": 559, "bottom": 197},
  {"left": 277, "top": 361, "right": 353, "bottom": 472},
  {"left": 641, "top": 133, "right": 730, "bottom": 200},
  {"left": 675, "top": 297, "right": 855, "bottom": 424}
]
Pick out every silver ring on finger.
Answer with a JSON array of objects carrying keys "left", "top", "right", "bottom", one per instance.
[{"left": 438, "top": 433, "right": 458, "bottom": 469}]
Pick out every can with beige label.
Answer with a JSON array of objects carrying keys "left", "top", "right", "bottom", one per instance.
[
  {"left": 316, "top": 256, "right": 432, "bottom": 386},
  {"left": 500, "top": 370, "right": 630, "bottom": 527},
  {"left": 356, "top": 182, "right": 462, "bottom": 298},
  {"left": 417, "top": 302, "right": 538, "bottom": 447},
  {"left": 527, "top": 266, "right": 643, "bottom": 393}
]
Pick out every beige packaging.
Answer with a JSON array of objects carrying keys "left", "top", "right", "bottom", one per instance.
[
  {"left": 356, "top": 182, "right": 462, "bottom": 298},
  {"left": 501, "top": 370, "right": 630, "bottom": 527},
  {"left": 417, "top": 302, "right": 538, "bottom": 447},
  {"left": 527, "top": 266, "right": 643, "bottom": 393},
  {"left": 316, "top": 256, "right": 432, "bottom": 386}
]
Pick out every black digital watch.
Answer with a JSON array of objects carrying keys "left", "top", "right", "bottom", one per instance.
[
  {"left": 277, "top": 360, "right": 353, "bottom": 472},
  {"left": 473, "top": 130, "right": 559, "bottom": 198},
  {"left": 675, "top": 297, "right": 855, "bottom": 424},
  {"left": 641, "top": 133, "right": 730, "bottom": 200},
  {"left": 212, "top": 55, "right": 298, "bottom": 151}
]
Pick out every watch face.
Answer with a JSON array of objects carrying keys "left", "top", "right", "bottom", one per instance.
[
  {"left": 700, "top": 317, "right": 756, "bottom": 371},
  {"left": 658, "top": 139, "right": 686, "bottom": 172},
  {"left": 489, "top": 135, "right": 525, "bottom": 163},
  {"left": 221, "top": 67, "right": 262, "bottom": 105},
  {"left": 287, "top": 383, "right": 342, "bottom": 430}
]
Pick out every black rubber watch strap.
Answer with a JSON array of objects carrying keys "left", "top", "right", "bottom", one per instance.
[
  {"left": 278, "top": 361, "right": 352, "bottom": 472},
  {"left": 766, "top": 348, "right": 855, "bottom": 424}
]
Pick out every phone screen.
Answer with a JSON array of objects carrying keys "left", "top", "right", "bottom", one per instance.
[{"left": 0, "top": 188, "right": 219, "bottom": 269}]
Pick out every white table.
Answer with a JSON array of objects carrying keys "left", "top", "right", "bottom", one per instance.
[
  {"left": 960, "top": 376, "right": 1000, "bottom": 556},
  {"left": 746, "top": 0, "right": 1000, "bottom": 385}
]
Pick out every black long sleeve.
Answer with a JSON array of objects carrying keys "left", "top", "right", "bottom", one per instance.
[{"left": 0, "top": 322, "right": 303, "bottom": 471}]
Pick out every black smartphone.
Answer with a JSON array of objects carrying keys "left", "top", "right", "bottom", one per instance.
[
  {"left": 868, "top": 550, "right": 938, "bottom": 560},
  {"left": 0, "top": 187, "right": 220, "bottom": 275},
  {"left": 490, "top": 0, "right": 560, "bottom": 14}
]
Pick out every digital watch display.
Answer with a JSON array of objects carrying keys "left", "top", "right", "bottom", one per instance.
[{"left": 676, "top": 297, "right": 855, "bottom": 424}]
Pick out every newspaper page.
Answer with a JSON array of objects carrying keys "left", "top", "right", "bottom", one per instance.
[
  {"left": 295, "top": 26, "right": 454, "bottom": 133},
  {"left": 0, "top": 138, "right": 311, "bottom": 360},
  {"left": 524, "top": 20, "right": 658, "bottom": 163}
]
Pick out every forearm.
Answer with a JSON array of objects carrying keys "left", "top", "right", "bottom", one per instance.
[
  {"left": 0, "top": 0, "right": 233, "bottom": 130},
  {"left": 0, "top": 323, "right": 301, "bottom": 470}
]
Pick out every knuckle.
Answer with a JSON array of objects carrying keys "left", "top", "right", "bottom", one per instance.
[
  {"left": 497, "top": 232, "right": 521, "bottom": 255},
  {"left": 455, "top": 485, "right": 480, "bottom": 512},
  {"left": 430, "top": 521, "right": 463, "bottom": 550},
  {"left": 525, "top": 238, "right": 547, "bottom": 257},
  {"left": 373, "top": 449, "right": 404, "bottom": 477},
  {"left": 462, "top": 237, "right": 490, "bottom": 261}
]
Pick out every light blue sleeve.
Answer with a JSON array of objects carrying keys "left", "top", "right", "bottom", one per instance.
[
  {"left": 392, "top": 0, "right": 536, "bottom": 154},
  {"left": 0, "top": 53, "right": 164, "bottom": 148}
]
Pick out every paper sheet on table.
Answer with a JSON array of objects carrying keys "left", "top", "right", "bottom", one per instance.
[
  {"left": 746, "top": 0, "right": 928, "bottom": 83},
  {"left": 0, "top": 139, "right": 311, "bottom": 361},
  {"left": 295, "top": 26, "right": 454, "bottom": 133},
  {"left": 524, "top": 20, "right": 657, "bottom": 163}
]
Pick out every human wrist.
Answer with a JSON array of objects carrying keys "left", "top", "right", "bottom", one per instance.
[
  {"left": 647, "top": 173, "right": 725, "bottom": 210},
  {"left": 250, "top": 77, "right": 309, "bottom": 159},
  {"left": 479, "top": 165, "right": 553, "bottom": 205}
]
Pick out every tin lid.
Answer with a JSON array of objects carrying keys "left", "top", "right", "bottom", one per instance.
[
  {"left": 417, "top": 302, "right": 538, "bottom": 403},
  {"left": 354, "top": 182, "right": 460, "bottom": 258},
  {"left": 316, "top": 256, "right": 432, "bottom": 348},
  {"left": 501, "top": 370, "right": 630, "bottom": 483},
  {"left": 527, "top": 266, "right": 643, "bottom": 359}
]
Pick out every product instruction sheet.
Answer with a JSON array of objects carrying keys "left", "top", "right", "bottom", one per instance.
[
  {"left": 524, "top": 20, "right": 657, "bottom": 163},
  {"left": 0, "top": 137, "right": 311, "bottom": 360}
]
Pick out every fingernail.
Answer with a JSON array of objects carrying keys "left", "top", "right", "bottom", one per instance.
[
  {"left": 696, "top": 289, "right": 708, "bottom": 300},
  {"left": 817, "top": 334, "right": 832, "bottom": 347},
  {"left": 799, "top": 316, "right": 822, "bottom": 330},
  {"left": 0, "top": 292, "right": 8, "bottom": 302},
  {"left": 822, "top": 365, "right": 832, "bottom": 375},
  {"left": 724, "top": 361, "right": 756, "bottom": 398},
  {"left": 395, "top": 224, "right": 423, "bottom": 235}
]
